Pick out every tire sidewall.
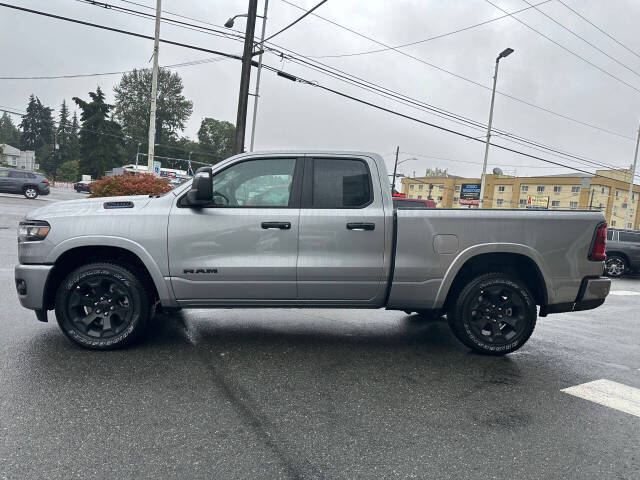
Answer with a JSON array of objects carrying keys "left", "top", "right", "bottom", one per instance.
[
  {"left": 450, "top": 275, "right": 537, "bottom": 355},
  {"left": 55, "top": 263, "right": 148, "bottom": 349}
]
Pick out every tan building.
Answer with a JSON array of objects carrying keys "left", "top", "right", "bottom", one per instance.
[{"left": 401, "top": 168, "right": 640, "bottom": 229}]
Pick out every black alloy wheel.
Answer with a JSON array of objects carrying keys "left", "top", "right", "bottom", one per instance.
[
  {"left": 448, "top": 273, "right": 537, "bottom": 355},
  {"left": 55, "top": 263, "right": 150, "bottom": 349}
]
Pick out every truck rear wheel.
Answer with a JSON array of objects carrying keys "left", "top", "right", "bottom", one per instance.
[
  {"left": 448, "top": 273, "right": 537, "bottom": 355},
  {"left": 54, "top": 262, "right": 151, "bottom": 350}
]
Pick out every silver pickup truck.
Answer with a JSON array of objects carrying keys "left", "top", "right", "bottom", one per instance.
[{"left": 15, "top": 151, "right": 611, "bottom": 354}]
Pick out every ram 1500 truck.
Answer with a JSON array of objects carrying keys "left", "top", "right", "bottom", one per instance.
[{"left": 15, "top": 151, "right": 611, "bottom": 354}]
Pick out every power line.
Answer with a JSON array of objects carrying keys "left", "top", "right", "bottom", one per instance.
[
  {"left": 484, "top": 0, "right": 640, "bottom": 94},
  {"left": 309, "top": 0, "right": 551, "bottom": 59},
  {"left": 264, "top": 0, "right": 328, "bottom": 42},
  {"left": 3, "top": 2, "right": 638, "bottom": 184},
  {"left": 278, "top": 0, "right": 637, "bottom": 141},
  {"left": 556, "top": 0, "right": 640, "bottom": 61},
  {"left": 521, "top": 0, "right": 640, "bottom": 80},
  {"left": 9, "top": 0, "right": 637, "bottom": 177}
]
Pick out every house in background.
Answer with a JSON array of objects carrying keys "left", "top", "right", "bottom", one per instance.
[{"left": 0, "top": 144, "right": 38, "bottom": 171}]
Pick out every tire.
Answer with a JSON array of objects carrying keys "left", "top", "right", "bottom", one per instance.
[
  {"left": 448, "top": 273, "right": 537, "bottom": 355},
  {"left": 604, "top": 255, "right": 627, "bottom": 278},
  {"left": 23, "top": 186, "right": 38, "bottom": 199},
  {"left": 55, "top": 262, "right": 151, "bottom": 350}
]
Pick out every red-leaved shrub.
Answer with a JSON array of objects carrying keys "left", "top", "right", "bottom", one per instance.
[{"left": 89, "top": 174, "right": 172, "bottom": 198}]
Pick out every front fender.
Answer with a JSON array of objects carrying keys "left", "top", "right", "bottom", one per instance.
[
  {"left": 433, "top": 243, "right": 554, "bottom": 309},
  {"left": 47, "top": 236, "right": 177, "bottom": 307}
]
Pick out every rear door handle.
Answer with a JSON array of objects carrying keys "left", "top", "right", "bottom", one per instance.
[
  {"left": 347, "top": 222, "right": 375, "bottom": 231},
  {"left": 261, "top": 221, "right": 291, "bottom": 230}
]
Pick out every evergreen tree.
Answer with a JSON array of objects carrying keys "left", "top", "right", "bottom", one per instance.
[
  {"left": 19, "top": 95, "right": 55, "bottom": 175},
  {"left": 68, "top": 111, "right": 80, "bottom": 161},
  {"left": 56, "top": 100, "right": 73, "bottom": 165},
  {"left": 0, "top": 112, "right": 21, "bottom": 146},
  {"left": 73, "top": 87, "right": 124, "bottom": 179},
  {"left": 20, "top": 95, "right": 40, "bottom": 151}
]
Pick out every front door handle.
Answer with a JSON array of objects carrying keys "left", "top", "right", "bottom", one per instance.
[
  {"left": 261, "top": 221, "right": 291, "bottom": 230},
  {"left": 347, "top": 222, "right": 375, "bottom": 231}
]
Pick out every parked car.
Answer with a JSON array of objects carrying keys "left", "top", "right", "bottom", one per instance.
[
  {"left": 74, "top": 180, "right": 92, "bottom": 193},
  {"left": 0, "top": 167, "right": 50, "bottom": 199},
  {"left": 604, "top": 228, "right": 640, "bottom": 277},
  {"left": 393, "top": 197, "right": 437, "bottom": 209},
  {"left": 15, "top": 151, "right": 610, "bottom": 354}
]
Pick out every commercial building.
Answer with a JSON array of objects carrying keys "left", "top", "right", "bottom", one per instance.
[
  {"left": 0, "top": 144, "right": 38, "bottom": 171},
  {"left": 401, "top": 168, "right": 640, "bottom": 229}
]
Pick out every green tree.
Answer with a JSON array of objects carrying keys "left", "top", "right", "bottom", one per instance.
[
  {"left": 20, "top": 95, "right": 55, "bottom": 176},
  {"left": 56, "top": 159, "right": 79, "bottom": 182},
  {"left": 0, "top": 112, "right": 21, "bottom": 146},
  {"left": 73, "top": 87, "right": 124, "bottom": 179},
  {"left": 68, "top": 111, "right": 80, "bottom": 161},
  {"left": 113, "top": 68, "right": 193, "bottom": 161},
  {"left": 56, "top": 100, "right": 73, "bottom": 163},
  {"left": 197, "top": 118, "right": 235, "bottom": 161}
]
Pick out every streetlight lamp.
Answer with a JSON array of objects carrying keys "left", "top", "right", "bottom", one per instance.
[
  {"left": 225, "top": 3, "right": 268, "bottom": 153},
  {"left": 479, "top": 47, "right": 514, "bottom": 209}
]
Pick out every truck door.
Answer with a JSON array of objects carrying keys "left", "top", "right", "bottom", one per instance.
[
  {"left": 168, "top": 157, "right": 302, "bottom": 302},
  {"left": 297, "top": 156, "right": 386, "bottom": 300}
]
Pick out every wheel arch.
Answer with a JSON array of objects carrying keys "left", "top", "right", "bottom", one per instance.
[
  {"left": 436, "top": 245, "right": 551, "bottom": 311},
  {"left": 43, "top": 238, "right": 175, "bottom": 310}
]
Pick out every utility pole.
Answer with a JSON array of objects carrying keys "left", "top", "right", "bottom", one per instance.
[
  {"left": 479, "top": 47, "right": 514, "bottom": 209},
  {"left": 147, "top": 0, "right": 162, "bottom": 176},
  {"left": 249, "top": 0, "right": 268, "bottom": 151},
  {"left": 391, "top": 146, "right": 400, "bottom": 194},
  {"left": 624, "top": 122, "right": 640, "bottom": 228},
  {"left": 234, "top": 0, "right": 259, "bottom": 155}
]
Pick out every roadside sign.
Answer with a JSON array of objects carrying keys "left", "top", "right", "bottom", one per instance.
[
  {"left": 153, "top": 160, "right": 161, "bottom": 177},
  {"left": 526, "top": 195, "right": 549, "bottom": 210},
  {"left": 460, "top": 183, "right": 481, "bottom": 205}
]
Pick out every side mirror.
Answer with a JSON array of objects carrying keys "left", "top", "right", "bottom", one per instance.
[{"left": 186, "top": 166, "right": 213, "bottom": 206}]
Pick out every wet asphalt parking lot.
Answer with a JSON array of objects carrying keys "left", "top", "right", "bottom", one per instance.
[{"left": 0, "top": 188, "right": 638, "bottom": 479}]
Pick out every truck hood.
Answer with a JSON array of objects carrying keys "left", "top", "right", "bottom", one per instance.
[{"left": 25, "top": 195, "right": 153, "bottom": 220}]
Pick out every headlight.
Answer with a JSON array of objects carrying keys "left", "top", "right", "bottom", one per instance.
[{"left": 18, "top": 220, "right": 51, "bottom": 242}]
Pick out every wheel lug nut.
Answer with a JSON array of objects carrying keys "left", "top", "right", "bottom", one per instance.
[
  {"left": 96, "top": 309, "right": 101, "bottom": 313},
  {"left": 111, "top": 306, "right": 115, "bottom": 310}
]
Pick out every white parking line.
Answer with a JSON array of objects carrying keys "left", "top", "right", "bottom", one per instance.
[
  {"left": 562, "top": 379, "right": 640, "bottom": 418},
  {"left": 609, "top": 290, "right": 640, "bottom": 296}
]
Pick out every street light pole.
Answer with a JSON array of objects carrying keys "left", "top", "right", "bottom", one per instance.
[
  {"left": 249, "top": 0, "right": 269, "bottom": 151},
  {"left": 624, "top": 122, "right": 640, "bottom": 228},
  {"left": 233, "top": 0, "right": 258, "bottom": 155},
  {"left": 147, "top": 0, "right": 162, "bottom": 176},
  {"left": 479, "top": 47, "right": 514, "bottom": 209},
  {"left": 391, "top": 145, "right": 400, "bottom": 194}
]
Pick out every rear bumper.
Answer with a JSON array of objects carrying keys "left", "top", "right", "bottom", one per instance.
[
  {"left": 14, "top": 263, "right": 53, "bottom": 310},
  {"left": 541, "top": 276, "right": 610, "bottom": 315}
]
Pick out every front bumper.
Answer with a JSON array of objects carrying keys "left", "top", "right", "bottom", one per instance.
[
  {"left": 542, "top": 276, "right": 611, "bottom": 315},
  {"left": 15, "top": 264, "right": 53, "bottom": 310}
]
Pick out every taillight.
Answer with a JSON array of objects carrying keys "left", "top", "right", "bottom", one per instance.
[
  {"left": 43, "top": 179, "right": 50, "bottom": 184},
  {"left": 589, "top": 223, "right": 607, "bottom": 261}
]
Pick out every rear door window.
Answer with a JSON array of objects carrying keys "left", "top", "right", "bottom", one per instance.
[
  {"left": 8, "top": 171, "right": 27, "bottom": 178},
  {"left": 619, "top": 232, "right": 640, "bottom": 243},
  {"left": 311, "top": 158, "right": 372, "bottom": 208},
  {"left": 396, "top": 200, "right": 427, "bottom": 209}
]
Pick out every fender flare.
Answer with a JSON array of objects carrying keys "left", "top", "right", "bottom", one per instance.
[
  {"left": 433, "top": 243, "right": 554, "bottom": 309},
  {"left": 46, "top": 235, "right": 176, "bottom": 307}
]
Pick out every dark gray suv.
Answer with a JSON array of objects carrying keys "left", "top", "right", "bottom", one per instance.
[
  {"left": 605, "top": 228, "right": 640, "bottom": 277},
  {"left": 0, "top": 167, "right": 50, "bottom": 199}
]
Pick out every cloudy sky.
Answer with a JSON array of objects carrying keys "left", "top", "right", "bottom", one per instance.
[{"left": 1, "top": 0, "right": 640, "bottom": 179}]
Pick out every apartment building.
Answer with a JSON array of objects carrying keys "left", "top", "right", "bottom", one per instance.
[{"left": 401, "top": 168, "right": 640, "bottom": 229}]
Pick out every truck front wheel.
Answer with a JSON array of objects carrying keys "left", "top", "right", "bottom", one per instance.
[
  {"left": 448, "top": 273, "right": 537, "bottom": 355},
  {"left": 54, "top": 262, "right": 151, "bottom": 350}
]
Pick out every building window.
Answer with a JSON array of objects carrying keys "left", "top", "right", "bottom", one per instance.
[
  {"left": 628, "top": 223, "right": 633, "bottom": 229},
  {"left": 569, "top": 201, "right": 578, "bottom": 208},
  {"left": 601, "top": 187, "right": 607, "bottom": 194},
  {"left": 551, "top": 200, "right": 560, "bottom": 207},
  {"left": 612, "top": 220, "right": 617, "bottom": 226},
  {"left": 417, "top": 195, "right": 422, "bottom": 199},
  {"left": 498, "top": 186, "right": 505, "bottom": 193},
  {"left": 438, "top": 184, "right": 444, "bottom": 190},
  {"left": 616, "top": 190, "right": 620, "bottom": 198},
  {"left": 537, "top": 186, "right": 545, "bottom": 193},
  {"left": 598, "top": 203, "right": 604, "bottom": 209},
  {"left": 454, "top": 185, "right": 460, "bottom": 191},
  {"left": 519, "top": 198, "right": 526, "bottom": 206},
  {"left": 409, "top": 184, "right": 414, "bottom": 190},
  {"left": 553, "top": 186, "right": 561, "bottom": 193},
  {"left": 437, "top": 196, "right": 443, "bottom": 201},
  {"left": 453, "top": 197, "right": 459, "bottom": 202},
  {"left": 571, "top": 186, "right": 580, "bottom": 193},
  {"left": 622, "top": 203, "right": 628, "bottom": 209},
  {"left": 521, "top": 185, "right": 528, "bottom": 192},
  {"left": 497, "top": 199, "right": 504, "bottom": 206},
  {"left": 418, "top": 184, "right": 423, "bottom": 190}
]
